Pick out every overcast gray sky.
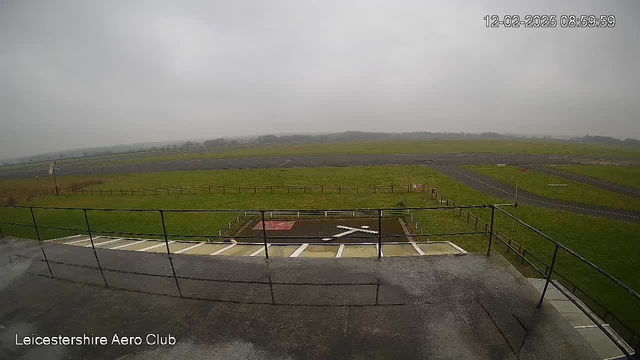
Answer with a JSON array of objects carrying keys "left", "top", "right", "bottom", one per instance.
[{"left": 1, "top": 0, "right": 639, "bottom": 159}]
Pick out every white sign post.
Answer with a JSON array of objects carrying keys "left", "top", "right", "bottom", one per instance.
[{"left": 49, "top": 161, "right": 58, "bottom": 196}]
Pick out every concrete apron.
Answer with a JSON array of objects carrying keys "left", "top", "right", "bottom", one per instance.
[{"left": 53, "top": 235, "right": 466, "bottom": 258}]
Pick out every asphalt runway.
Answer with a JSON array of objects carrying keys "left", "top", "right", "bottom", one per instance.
[
  {"left": 430, "top": 165, "right": 640, "bottom": 223},
  {"left": 2, "top": 152, "right": 639, "bottom": 179}
]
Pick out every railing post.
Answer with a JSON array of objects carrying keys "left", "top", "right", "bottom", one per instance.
[
  {"left": 537, "top": 244, "right": 560, "bottom": 308},
  {"left": 377, "top": 209, "right": 383, "bottom": 260},
  {"left": 30, "top": 207, "right": 41, "bottom": 242},
  {"left": 160, "top": 210, "right": 183, "bottom": 297},
  {"left": 30, "top": 207, "right": 53, "bottom": 278},
  {"left": 84, "top": 209, "right": 108, "bottom": 288},
  {"left": 261, "top": 211, "right": 269, "bottom": 261},
  {"left": 487, "top": 206, "right": 495, "bottom": 255}
]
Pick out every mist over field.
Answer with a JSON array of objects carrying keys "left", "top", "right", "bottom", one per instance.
[{"left": 1, "top": 0, "right": 639, "bottom": 159}]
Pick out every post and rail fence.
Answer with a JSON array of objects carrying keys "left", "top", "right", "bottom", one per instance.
[{"left": 63, "top": 184, "right": 430, "bottom": 196}]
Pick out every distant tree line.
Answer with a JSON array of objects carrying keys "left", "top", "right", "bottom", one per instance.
[
  {"left": 582, "top": 135, "right": 640, "bottom": 147},
  {"left": 3, "top": 131, "right": 640, "bottom": 167}
]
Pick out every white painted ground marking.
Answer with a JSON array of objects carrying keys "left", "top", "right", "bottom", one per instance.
[
  {"left": 138, "top": 241, "right": 174, "bottom": 252},
  {"left": 333, "top": 229, "right": 360, "bottom": 238},
  {"left": 573, "top": 324, "right": 610, "bottom": 329},
  {"left": 290, "top": 244, "right": 309, "bottom": 257},
  {"left": 447, "top": 241, "right": 468, "bottom": 255},
  {"left": 64, "top": 237, "right": 94, "bottom": 245},
  {"left": 111, "top": 240, "right": 147, "bottom": 250},
  {"left": 175, "top": 242, "right": 205, "bottom": 254},
  {"left": 46, "top": 234, "right": 84, "bottom": 243},
  {"left": 250, "top": 244, "right": 270, "bottom": 256},
  {"left": 411, "top": 242, "right": 425, "bottom": 256},
  {"left": 361, "top": 225, "right": 370, "bottom": 229},
  {"left": 323, "top": 225, "right": 379, "bottom": 242},
  {"left": 336, "top": 225, "right": 378, "bottom": 234},
  {"left": 84, "top": 238, "right": 122, "bottom": 248},
  {"left": 336, "top": 244, "right": 345, "bottom": 258},
  {"left": 210, "top": 243, "right": 236, "bottom": 255}
]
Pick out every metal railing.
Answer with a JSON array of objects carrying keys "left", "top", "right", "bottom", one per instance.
[
  {"left": 0, "top": 202, "right": 637, "bottom": 358},
  {"left": 422, "top": 188, "right": 638, "bottom": 358}
]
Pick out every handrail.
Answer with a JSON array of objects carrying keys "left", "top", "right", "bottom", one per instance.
[{"left": 494, "top": 205, "right": 640, "bottom": 302}]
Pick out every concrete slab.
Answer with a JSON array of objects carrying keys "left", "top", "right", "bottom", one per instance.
[
  {"left": 181, "top": 243, "right": 229, "bottom": 255},
  {"left": 549, "top": 299, "right": 585, "bottom": 314},
  {"left": 218, "top": 245, "right": 263, "bottom": 256},
  {"left": 527, "top": 278, "right": 634, "bottom": 359},
  {"left": 97, "top": 239, "right": 139, "bottom": 249},
  {"left": 116, "top": 240, "right": 158, "bottom": 251},
  {"left": 0, "top": 241, "right": 601, "bottom": 360},
  {"left": 576, "top": 327, "right": 626, "bottom": 359},
  {"left": 264, "top": 245, "right": 297, "bottom": 257},
  {"left": 92, "top": 238, "right": 127, "bottom": 248},
  {"left": 56, "top": 235, "right": 90, "bottom": 245},
  {"left": 417, "top": 242, "right": 461, "bottom": 255},
  {"left": 145, "top": 241, "right": 196, "bottom": 254},
  {"left": 382, "top": 244, "right": 418, "bottom": 256},
  {"left": 61, "top": 239, "right": 93, "bottom": 246},
  {"left": 341, "top": 244, "right": 378, "bottom": 257},
  {"left": 299, "top": 245, "right": 339, "bottom": 258},
  {"left": 562, "top": 312, "right": 596, "bottom": 327}
]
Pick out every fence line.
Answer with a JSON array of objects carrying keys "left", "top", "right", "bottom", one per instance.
[
  {"left": 0, "top": 200, "right": 636, "bottom": 355},
  {"left": 66, "top": 184, "right": 429, "bottom": 196}
]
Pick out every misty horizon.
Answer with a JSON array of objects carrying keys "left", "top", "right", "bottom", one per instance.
[{"left": 2, "top": 0, "right": 639, "bottom": 159}]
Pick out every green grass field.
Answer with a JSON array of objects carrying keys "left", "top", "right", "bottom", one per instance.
[
  {"left": 0, "top": 175, "right": 116, "bottom": 204},
  {"left": 556, "top": 164, "right": 640, "bottom": 190},
  {"left": 3, "top": 138, "right": 639, "bottom": 174},
  {"left": 463, "top": 165, "right": 640, "bottom": 212},
  {"left": 4, "top": 138, "right": 636, "bottom": 172},
  {"left": 0, "top": 165, "right": 639, "bottom": 338},
  {"left": 90, "top": 138, "right": 640, "bottom": 166}
]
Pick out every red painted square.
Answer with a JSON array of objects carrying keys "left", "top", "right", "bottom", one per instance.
[{"left": 252, "top": 221, "right": 296, "bottom": 231}]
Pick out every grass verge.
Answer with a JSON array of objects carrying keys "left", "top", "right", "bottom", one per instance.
[
  {"left": 464, "top": 164, "right": 640, "bottom": 212},
  {"left": 556, "top": 164, "right": 640, "bottom": 190}
]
